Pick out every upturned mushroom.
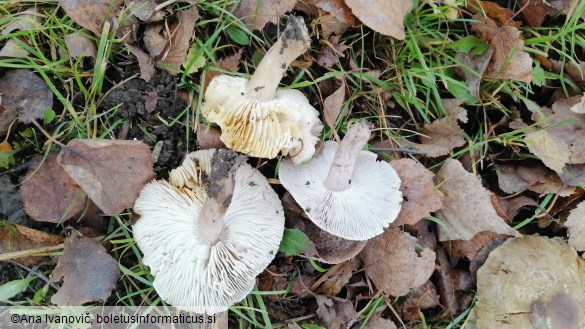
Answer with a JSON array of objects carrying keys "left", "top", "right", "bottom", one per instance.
[
  {"left": 279, "top": 120, "right": 402, "bottom": 240},
  {"left": 133, "top": 149, "right": 284, "bottom": 314},
  {"left": 201, "top": 16, "right": 323, "bottom": 164}
]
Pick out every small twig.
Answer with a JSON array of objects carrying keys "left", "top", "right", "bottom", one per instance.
[
  {"left": 30, "top": 119, "right": 65, "bottom": 148},
  {"left": 9, "top": 260, "right": 60, "bottom": 291}
]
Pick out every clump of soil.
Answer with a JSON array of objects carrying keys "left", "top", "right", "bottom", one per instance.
[{"left": 100, "top": 70, "right": 190, "bottom": 178}]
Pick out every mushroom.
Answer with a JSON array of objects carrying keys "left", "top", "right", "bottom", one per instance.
[
  {"left": 201, "top": 16, "right": 323, "bottom": 164},
  {"left": 475, "top": 235, "right": 585, "bottom": 328},
  {"left": 279, "top": 120, "right": 402, "bottom": 240},
  {"left": 133, "top": 149, "right": 284, "bottom": 314}
]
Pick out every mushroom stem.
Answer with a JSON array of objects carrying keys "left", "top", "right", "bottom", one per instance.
[
  {"left": 198, "top": 174, "right": 234, "bottom": 245},
  {"left": 245, "top": 16, "right": 310, "bottom": 101},
  {"left": 323, "top": 121, "right": 371, "bottom": 191}
]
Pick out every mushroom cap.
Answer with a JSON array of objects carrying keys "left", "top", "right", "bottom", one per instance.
[
  {"left": 133, "top": 149, "right": 285, "bottom": 314},
  {"left": 476, "top": 235, "right": 585, "bottom": 328},
  {"left": 201, "top": 75, "right": 323, "bottom": 164},
  {"left": 279, "top": 141, "right": 402, "bottom": 240}
]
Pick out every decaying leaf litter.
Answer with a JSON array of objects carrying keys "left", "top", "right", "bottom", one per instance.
[{"left": 0, "top": 0, "right": 584, "bottom": 327}]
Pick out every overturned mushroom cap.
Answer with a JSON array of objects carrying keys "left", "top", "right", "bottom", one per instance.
[
  {"left": 202, "top": 76, "right": 322, "bottom": 164},
  {"left": 476, "top": 235, "right": 585, "bottom": 328},
  {"left": 279, "top": 140, "right": 402, "bottom": 240},
  {"left": 201, "top": 16, "right": 323, "bottom": 164},
  {"left": 133, "top": 149, "right": 284, "bottom": 314}
]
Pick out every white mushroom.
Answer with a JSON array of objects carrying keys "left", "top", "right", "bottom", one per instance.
[
  {"left": 201, "top": 16, "right": 323, "bottom": 164},
  {"left": 133, "top": 149, "right": 284, "bottom": 314},
  {"left": 279, "top": 120, "right": 402, "bottom": 240}
]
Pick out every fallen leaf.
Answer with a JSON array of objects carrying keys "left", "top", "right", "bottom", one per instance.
[
  {"left": 548, "top": 0, "right": 585, "bottom": 20},
  {"left": 50, "top": 234, "right": 120, "bottom": 305},
  {"left": 517, "top": 0, "right": 557, "bottom": 27},
  {"left": 359, "top": 227, "right": 436, "bottom": 296},
  {"left": 125, "top": 0, "right": 157, "bottom": 21},
  {"left": 565, "top": 201, "right": 585, "bottom": 252},
  {"left": 142, "top": 91, "right": 158, "bottom": 113},
  {"left": 407, "top": 99, "right": 468, "bottom": 157},
  {"left": 495, "top": 162, "right": 575, "bottom": 196},
  {"left": 455, "top": 47, "right": 494, "bottom": 98},
  {"left": 315, "top": 259, "right": 358, "bottom": 296},
  {"left": 530, "top": 94, "right": 585, "bottom": 168},
  {"left": 344, "top": 0, "right": 413, "bottom": 40},
  {"left": 364, "top": 313, "right": 398, "bottom": 329},
  {"left": 472, "top": 15, "right": 532, "bottom": 82},
  {"left": 59, "top": 0, "right": 124, "bottom": 35},
  {"left": 560, "top": 163, "right": 585, "bottom": 187},
  {"left": 309, "top": 0, "right": 357, "bottom": 26},
  {"left": 57, "top": 139, "right": 156, "bottom": 214},
  {"left": 475, "top": 235, "right": 585, "bottom": 328},
  {"left": 158, "top": 7, "right": 199, "bottom": 75},
  {"left": 390, "top": 158, "right": 442, "bottom": 226},
  {"left": 399, "top": 281, "right": 440, "bottom": 321},
  {"left": 316, "top": 36, "right": 349, "bottom": 68},
  {"left": 64, "top": 33, "right": 97, "bottom": 60},
  {"left": 0, "top": 222, "right": 63, "bottom": 266},
  {"left": 467, "top": 0, "right": 520, "bottom": 27},
  {"left": 434, "top": 159, "right": 519, "bottom": 241},
  {"left": 525, "top": 130, "right": 570, "bottom": 173},
  {"left": 492, "top": 194, "right": 538, "bottom": 221},
  {"left": 127, "top": 44, "right": 156, "bottom": 81},
  {"left": 0, "top": 39, "right": 29, "bottom": 59},
  {"left": 449, "top": 231, "right": 507, "bottom": 260},
  {"left": 571, "top": 94, "right": 585, "bottom": 113},
  {"left": 143, "top": 24, "right": 167, "bottom": 59},
  {"left": 203, "top": 49, "right": 243, "bottom": 93},
  {"left": 315, "top": 295, "right": 357, "bottom": 329},
  {"left": 0, "top": 69, "right": 54, "bottom": 124},
  {"left": 1, "top": 9, "right": 42, "bottom": 36},
  {"left": 20, "top": 153, "right": 87, "bottom": 223},
  {"left": 196, "top": 124, "right": 224, "bottom": 150},
  {"left": 0, "top": 175, "right": 26, "bottom": 224},
  {"left": 234, "top": 0, "right": 298, "bottom": 31},
  {"left": 435, "top": 247, "right": 474, "bottom": 315},
  {"left": 323, "top": 78, "right": 345, "bottom": 129}
]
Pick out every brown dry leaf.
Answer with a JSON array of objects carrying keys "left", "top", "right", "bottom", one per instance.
[
  {"left": 315, "top": 295, "right": 357, "bottom": 329},
  {"left": 571, "top": 94, "right": 585, "bottom": 113},
  {"left": 525, "top": 130, "right": 570, "bottom": 173},
  {"left": 316, "top": 35, "right": 349, "bottom": 68},
  {"left": 399, "top": 281, "right": 440, "bottom": 321},
  {"left": 390, "top": 158, "right": 442, "bottom": 226},
  {"left": 64, "top": 33, "right": 96, "bottom": 60},
  {"left": 467, "top": 0, "right": 521, "bottom": 27},
  {"left": 531, "top": 94, "right": 585, "bottom": 167},
  {"left": 475, "top": 236, "right": 585, "bottom": 328},
  {"left": 158, "top": 7, "right": 199, "bottom": 75},
  {"left": 450, "top": 231, "right": 507, "bottom": 260},
  {"left": 364, "top": 313, "right": 398, "bottom": 329},
  {"left": 548, "top": 0, "right": 585, "bottom": 20},
  {"left": 0, "top": 69, "right": 54, "bottom": 124},
  {"left": 359, "top": 227, "right": 436, "bottom": 297},
  {"left": 560, "top": 163, "right": 585, "bottom": 187},
  {"left": 517, "top": 0, "right": 557, "bottom": 27},
  {"left": 344, "top": 0, "right": 412, "bottom": 40},
  {"left": 20, "top": 153, "right": 87, "bottom": 223},
  {"left": 57, "top": 139, "right": 155, "bottom": 215},
  {"left": 472, "top": 15, "right": 532, "bottom": 82},
  {"left": 323, "top": 78, "right": 345, "bottom": 129},
  {"left": 309, "top": 0, "right": 357, "bottom": 26},
  {"left": 315, "top": 259, "right": 358, "bottom": 296},
  {"left": 565, "top": 201, "right": 585, "bottom": 252},
  {"left": 407, "top": 99, "right": 468, "bottom": 157},
  {"left": 434, "top": 159, "right": 519, "bottom": 241},
  {"left": 0, "top": 222, "right": 63, "bottom": 267},
  {"left": 143, "top": 24, "right": 167, "bottom": 59},
  {"left": 50, "top": 234, "right": 120, "bottom": 305},
  {"left": 125, "top": 0, "right": 157, "bottom": 21},
  {"left": 0, "top": 39, "right": 29, "bottom": 59},
  {"left": 127, "top": 44, "right": 156, "bottom": 81},
  {"left": 435, "top": 247, "right": 475, "bottom": 315},
  {"left": 495, "top": 162, "right": 576, "bottom": 196},
  {"left": 492, "top": 194, "right": 538, "bottom": 221},
  {"left": 203, "top": 49, "right": 243, "bottom": 93},
  {"left": 196, "top": 124, "right": 224, "bottom": 150},
  {"left": 2, "top": 9, "right": 42, "bottom": 36},
  {"left": 234, "top": 0, "right": 298, "bottom": 31},
  {"left": 59, "top": 0, "right": 123, "bottom": 35},
  {"left": 455, "top": 47, "right": 494, "bottom": 98}
]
